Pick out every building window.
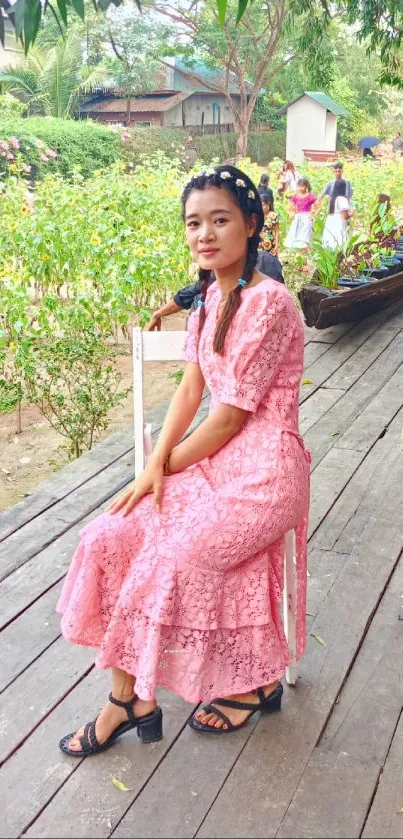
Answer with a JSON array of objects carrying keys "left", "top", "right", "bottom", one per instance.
[{"left": 135, "top": 121, "right": 152, "bottom": 127}]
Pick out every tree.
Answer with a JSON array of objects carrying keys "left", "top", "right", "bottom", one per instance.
[
  {"left": 0, "top": 29, "right": 107, "bottom": 117},
  {"left": 151, "top": 0, "right": 334, "bottom": 156},
  {"left": 105, "top": 10, "right": 163, "bottom": 125},
  {"left": 0, "top": 0, "right": 401, "bottom": 94}
]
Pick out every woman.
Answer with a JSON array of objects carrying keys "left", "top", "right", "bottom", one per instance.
[
  {"left": 284, "top": 178, "right": 317, "bottom": 251},
  {"left": 58, "top": 165, "right": 310, "bottom": 754},
  {"left": 278, "top": 161, "right": 301, "bottom": 196},
  {"left": 260, "top": 192, "right": 279, "bottom": 255},
  {"left": 322, "top": 179, "right": 352, "bottom": 249},
  {"left": 257, "top": 173, "right": 274, "bottom": 207}
]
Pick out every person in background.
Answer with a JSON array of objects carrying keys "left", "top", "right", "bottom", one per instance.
[
  {"left": 321, "top": 162, "right": 353, "bottom": 204},
  {"left": 284, "top": 178, "right": 317, "bottom": 252},
  {"left": 392, "top": 132, "right": 403, "bottom": 155},
  {"left": 322, "top": 179, "right": 353, "bottom": 249},
  {"left": 260, "top": 193, "right": 279, "bottom": 255},
  {"left": 257, "top": 173, "right": 274, "bottom": 208},
  {"left": 363, "top": 147, "right": 374, "bottom": 160},
  {"left": 146, "top": 250, "right": 285, "bottom": 331},
  {"left": 278, "top": 161, "right": 301, "bottom": 196}
]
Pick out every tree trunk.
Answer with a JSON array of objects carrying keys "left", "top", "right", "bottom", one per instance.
[
  {"left": 126, "top": 96, "right": 131, "bottom": 126},
  {"left": 235, "top": 119, "right": 249, "bottom": 158}
]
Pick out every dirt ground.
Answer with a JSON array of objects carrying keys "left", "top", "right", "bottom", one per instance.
[{"left": 0, "top": 313, "right": 188, "bottom": 513}]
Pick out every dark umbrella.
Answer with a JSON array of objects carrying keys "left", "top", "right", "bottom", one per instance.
[{"left": 358, "top": 136, "right": 380, "bottom": 149}]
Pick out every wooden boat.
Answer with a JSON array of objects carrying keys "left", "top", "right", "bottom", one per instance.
[{"left": 298, "top": 266, "right": 403, "bottom": 329}]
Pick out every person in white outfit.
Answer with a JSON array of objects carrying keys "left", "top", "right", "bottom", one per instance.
[{"left": 322, "top": 180, "right": 353, "bottom": 249}]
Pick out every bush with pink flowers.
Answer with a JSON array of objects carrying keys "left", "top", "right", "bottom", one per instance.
[{"left": 0, "top": 116, "right": 120, "bottom": 181}]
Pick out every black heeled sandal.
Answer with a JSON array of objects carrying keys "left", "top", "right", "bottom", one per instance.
[
  {"left": 188, "top": 683, "right": 283, "bottom": 735},
  {"left": 59, "top": 692, "right": 163, "bottom": 757}
]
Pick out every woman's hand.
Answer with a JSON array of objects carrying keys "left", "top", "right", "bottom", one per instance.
[{"left": 107, "top": 459, "right": 165, "bottom": 517}]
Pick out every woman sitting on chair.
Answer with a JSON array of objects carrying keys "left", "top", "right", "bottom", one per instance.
[{"left": 57, "top": 165, "right": 310, "bottom": 755}]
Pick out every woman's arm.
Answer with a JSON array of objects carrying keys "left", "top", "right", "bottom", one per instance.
[{"left": 167, "top": 402, "right": 247, "bottom": 474}]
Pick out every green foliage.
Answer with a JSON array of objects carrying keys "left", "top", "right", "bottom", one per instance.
[
  {"left": 0, "top": 153, "right": 191, "bottom": 449},
  {"left": 0, "top": 31, "right": 109, "bottom": 118},
  {"left": 119, "top": 127, "right": 286, "bottom": 167},
  {"left": 0, "top": 116, "right": 120, "bottom": 179},
  {"left": 0, "top": 93, "right": 27, "bottom": 118},
  {"left": 25, "top": 328, "right": 128, "bottom": 460},
  {"left": 1, "top": 0, "right": 402, "bottom": 97}
]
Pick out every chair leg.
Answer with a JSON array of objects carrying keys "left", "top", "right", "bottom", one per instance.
[{"left": 283, "top": 530, "right": 297, "bottom": 686}]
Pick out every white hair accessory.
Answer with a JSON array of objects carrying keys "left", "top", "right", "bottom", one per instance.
[
  {"left": 248, "top": 189, "right": 255, "bottom": 199},
  {"left": 235, "top": 178, "right": 246, "bottom": 188}
]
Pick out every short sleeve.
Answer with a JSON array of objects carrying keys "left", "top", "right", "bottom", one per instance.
[
  {"left": 220, "top": 287, "right": 292, "bottom": 413},
  {"left": 182, "top": 308, "right": 200, "bottom": 363},
  {"left": 322, "top": 181, "right": 332, "bottom": 196},
  {"left": 173, "top": 282, "right": 200, "bottom": 310}
]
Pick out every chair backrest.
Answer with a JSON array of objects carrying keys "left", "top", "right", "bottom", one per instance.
[{"left": 132, "top": 327, "right": 187, "bottom": 477}]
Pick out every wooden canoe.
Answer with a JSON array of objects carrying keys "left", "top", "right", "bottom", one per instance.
[{"left": 298, "top": 269, "right": 403, "bottom": 329}]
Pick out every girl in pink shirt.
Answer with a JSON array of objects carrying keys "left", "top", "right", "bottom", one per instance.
[{"left": 284, "top": 179, "right": 317, "bottom": 251}]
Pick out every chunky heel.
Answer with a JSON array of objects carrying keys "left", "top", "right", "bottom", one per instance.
[
  {"left": 261, "top": 683, "right": 283, "bottom": 714},
  {"left": 137, "top": 707, "right": 163, "bottom": 743},
  {"left": 59, "top": 694, "right": 163, "bottom": 758}
]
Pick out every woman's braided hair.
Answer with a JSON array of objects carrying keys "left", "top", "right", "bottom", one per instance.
[{"left": 181, "top": 165, "right": 264, "bottom": 355}]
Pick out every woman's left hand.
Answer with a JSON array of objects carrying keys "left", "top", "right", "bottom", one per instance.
[{"left": 107, "top": 460, "right": 165, "bottom": 517}]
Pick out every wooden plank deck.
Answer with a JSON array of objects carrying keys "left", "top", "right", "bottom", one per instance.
[{"left": 1, "top": 303, "right": 403, "bottom": 839}]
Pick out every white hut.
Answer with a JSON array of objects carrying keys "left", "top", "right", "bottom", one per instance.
[{"left": 280, "top": 92, "right": 349, "bottom": 163}]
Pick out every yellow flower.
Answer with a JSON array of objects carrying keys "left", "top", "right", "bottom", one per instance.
[
  {"left": 9, "top": 341, "right": 17, "bottom": 350},
  {"left": 91, "top": 235, "right": 101, "bottom": 246}
]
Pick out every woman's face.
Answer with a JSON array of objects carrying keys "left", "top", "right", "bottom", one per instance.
[
  {"left": 184, "top": 186, "right": 256, "bottom": 271},
  {"left": 298, "top": 182, "right": 307, "bottom": 194}
]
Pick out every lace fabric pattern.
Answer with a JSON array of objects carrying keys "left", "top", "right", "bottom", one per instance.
[{"left": 58, "top": 278, "right": 310, "bottom": 702}]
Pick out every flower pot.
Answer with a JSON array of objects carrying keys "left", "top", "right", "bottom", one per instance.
[
  {"left": 337, "top": 277, "right": 373, "bottom": 288},
  {"left": 368, "top": 266, "right": 390, "bottom": 279}
]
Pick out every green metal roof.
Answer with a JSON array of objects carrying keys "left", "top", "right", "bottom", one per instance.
[{"left": 278, "top": 91, "right": 349, "bottom": 117}]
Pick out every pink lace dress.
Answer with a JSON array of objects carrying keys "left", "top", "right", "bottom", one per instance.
[{"left": 58, "top": 278, "right": 310, "bottom": 703}]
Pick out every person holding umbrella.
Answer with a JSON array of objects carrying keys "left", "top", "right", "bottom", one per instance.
[{"left": 358, "top": 136, "right": 380, "bottom": 159}]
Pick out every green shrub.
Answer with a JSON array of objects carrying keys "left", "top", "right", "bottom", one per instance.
[
  {"left": 0, "top": 117, "right": 120, "bottom": 180},
  {"left": 120, "top": 126, "right": 188, "bottom": 164},
  {"left": 120, "top": 126, "right": 285, "bottom": 166}
]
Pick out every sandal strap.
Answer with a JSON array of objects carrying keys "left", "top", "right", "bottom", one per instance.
[
  {"left": 79, "top": 721, "right": 96, "bottom": 755},
  {"left": 88, "top": 719, "right": 101, "bottom": 752},
  {"left": 256, "top": 687, "right": 267, "bottom": 704},
  {"left": 202, "top": 703, "right": 235, "bottom": 731},
  {"left": 109, "top": 692, "right": 137, "bottom": 725},
  {"left": 212, "top": 697, "right": 262, "bottom": 712}
]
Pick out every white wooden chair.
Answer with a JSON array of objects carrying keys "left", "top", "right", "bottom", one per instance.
[{"left": 132, "top": 326, "right": 298, "bottom": 686}]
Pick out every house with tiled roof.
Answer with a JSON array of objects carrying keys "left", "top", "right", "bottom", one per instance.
[{"left": 81, "top": 58, "right": 253, "bottom": 129}]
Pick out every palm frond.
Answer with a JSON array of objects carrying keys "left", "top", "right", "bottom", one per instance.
[
  {"left": 42, "top": 33, "right": 84, "bottom": 118},
  {"left": 0, "top": 67, "right": 40, "bottom": 97}
]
